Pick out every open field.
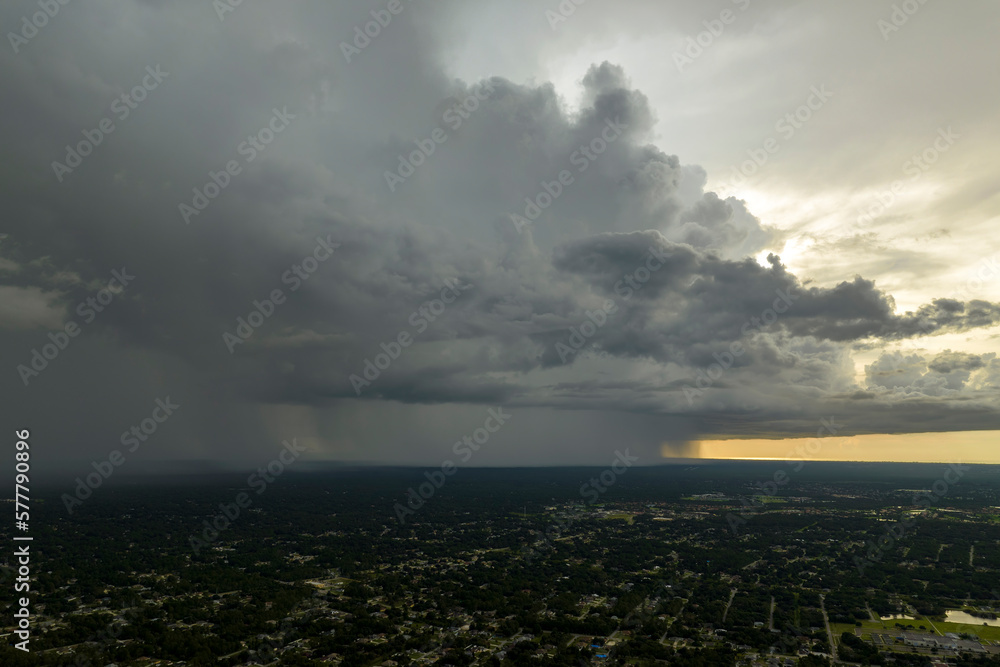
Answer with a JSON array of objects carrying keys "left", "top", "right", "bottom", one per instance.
[
  {"left": 833, "top": 617, "right": 1000, "bottom": 644},
  {"left": 931, "top": 620, "right": 1000, "bottom": 642}
]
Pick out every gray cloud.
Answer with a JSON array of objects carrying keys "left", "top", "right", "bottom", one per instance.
[{"left": 1, "top": 0, "right": 998, "bottom": 472}]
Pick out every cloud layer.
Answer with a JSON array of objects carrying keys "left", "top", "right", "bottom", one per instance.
[{"left": 1, "top": 0, "right": 997, "bottom": 470}]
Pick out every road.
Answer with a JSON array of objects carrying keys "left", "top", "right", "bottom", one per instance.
[
  {"left": 922, "top": 615, "right": 943, "bottom": 636},
  {"left": 722, "top": 588, "right": 737, "bottom": 624},
  {"left": 769, "top": 596, "right": 776, "bottom": 631},
  {"left": 660, "top": 598, "right": 688, "bottom": 644},
  {"left": 592, "top": 596, "right": 648, "bottom": 660},
  {"left": 819, "top": 593, "right": 836, "bottom": 660}
]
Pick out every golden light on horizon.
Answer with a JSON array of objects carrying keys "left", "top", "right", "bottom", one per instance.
[{"left": 679, "top": 430, "right": 1000, "bottom": 464}]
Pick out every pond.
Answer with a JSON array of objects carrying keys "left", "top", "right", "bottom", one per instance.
[{"left": 945, "top": 610, "right": 1000, "bottom": 627}]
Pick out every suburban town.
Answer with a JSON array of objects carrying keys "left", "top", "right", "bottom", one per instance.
[{"left": 3, "top": 464, "right": 1000, "bottom": 666}]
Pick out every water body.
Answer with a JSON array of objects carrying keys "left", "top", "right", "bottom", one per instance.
[{"left": 945, "top": 610, "right": 1000, "bottom": 626}]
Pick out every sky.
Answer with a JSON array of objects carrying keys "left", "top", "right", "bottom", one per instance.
[{"left": 1, "top": 0, "right": 998, "bottom": 474}]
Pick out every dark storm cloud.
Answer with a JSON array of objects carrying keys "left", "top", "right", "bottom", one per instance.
[
  {"left": 1, "top": 0, "right": 998, "bottom": 471},
  {"left": 928, "top": 350, "right": 986, "bottom": 375},
  {"left": 551, "top": 233, "right": 1000, "bottom": 357}
]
